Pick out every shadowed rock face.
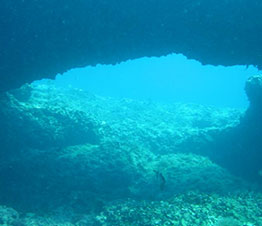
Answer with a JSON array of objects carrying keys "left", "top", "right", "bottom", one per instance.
[
  {"left": 1, "top": 0, "right": 262, "bottom": 91},
  {"left": 245, "top": 75, "right": 262, "bottom": 111},
  {"left": 209, "top": 75, "right": 262, "bottom": 182}
]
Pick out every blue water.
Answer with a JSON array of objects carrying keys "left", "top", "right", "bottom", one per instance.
[
  {"left": 54, "top": 53, "right": 259, "bottom": 108},
  {"left": 2, "top": 2, "right": 262, "bottom": 225}
]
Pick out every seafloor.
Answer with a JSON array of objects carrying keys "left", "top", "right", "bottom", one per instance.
[{"left": 0, "top": 82, "right": 261, "bottom": 226}]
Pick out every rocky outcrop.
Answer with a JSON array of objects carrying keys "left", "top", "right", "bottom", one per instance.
[
  {"left": 0, "top": 83, "right": 246, "bottom": 213},
  {"left": 0, "top": 191, "right": 262, "bottom": 225},
  {"left": 209, "top": 75, "right": 262, "bottom": 183},
  {"left": 245, "top": 75, "right": 262, "bottom": 118},
  {"left": 1, "top": 0, "right": 262, "bottom": 91},
  {"left": 0, "top": 85, "right": 99, "bottom": 154},
  {"left": 238, "top": 75, "right": 262, "bottom": 180},
  {"left": 0, "top": 79, "right": 262, "bottom": 224},
  {"left": 0, "top": 75, "right": 262, "bottom": 215}
]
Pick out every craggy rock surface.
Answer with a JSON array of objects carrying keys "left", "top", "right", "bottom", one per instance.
[
  {"left": 0, "top": 191, "right": 262, "bottom": 226},
  {"left": 0, "top": 83, "right": 245, "bottom": 211},
  {"left": 211, "top": 75, "right": 262, "bottom": 182},
  {"left": 0, "top": 79, "right": 262, "bottom": 225},
  {"left": 96, "top": 191, "right": 262, "bottom": 226},
  {"left": 1, "top": 0, "right": 262, "bottom": 91}
]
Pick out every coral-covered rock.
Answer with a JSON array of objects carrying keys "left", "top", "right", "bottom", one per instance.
[
  {"left": 0, "top": 206, "right": 22, "bottom": 226},
  {"left": 130, "top": 153, "right": 246, "bottom": 201},
  {"left": 0, "top": 83, "right": 245, "bottom": 213},
  {"left": 0, "top": 84, "right": 100, "bottom": 154},
  {"left": 96, "top": 191, "right": 262, "bottom": 226}
]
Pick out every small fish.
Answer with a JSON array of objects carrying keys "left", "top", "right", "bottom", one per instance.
[
  {"left": 258, "top": 170, "right": 262, "bottom": 177},
  {"left": 154, "top": 170, "right": 166, "bottom": 191}
]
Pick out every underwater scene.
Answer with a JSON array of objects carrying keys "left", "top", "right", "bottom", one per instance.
[{"left": 1, "top": 1, "right": 262, "bottom": 226}]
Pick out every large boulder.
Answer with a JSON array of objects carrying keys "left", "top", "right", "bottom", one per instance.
[{"left": 209, "top": 75, "right": 262, "bottom": 183}]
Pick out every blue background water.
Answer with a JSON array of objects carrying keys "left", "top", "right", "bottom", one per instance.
[{"left": 54, "top": 54, "right": 258, "bottom": 108}]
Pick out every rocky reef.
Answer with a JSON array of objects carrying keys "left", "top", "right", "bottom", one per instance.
[
  {"left": 1, "top": 0, "right": 262, "bottom": 91},
  {"left": 0, "top": 76, "right": 262, "bottom": 225},
  {"left": 0, "top": 191, "right": 261, "bottom": 225},
  {"left": 208, "top": 75, "right": 262, "bottom": 182},
  {"left": 0, "top": 83, "right": 244, "bottom": 210},
  {"left": 96, "top": 191, "right": 262, "bottom": 226}
]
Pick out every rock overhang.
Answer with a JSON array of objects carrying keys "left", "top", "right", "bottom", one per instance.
[{"left": 1, "top": 0, "right": 262, "bottom": 91}]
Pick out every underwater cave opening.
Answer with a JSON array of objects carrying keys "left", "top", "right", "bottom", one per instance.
[
  {"left": 42, "top": 53, "right": 261, "bottom": 109},
  {"left": 2, "top": 55, "right": 262, "bottom": 224}
]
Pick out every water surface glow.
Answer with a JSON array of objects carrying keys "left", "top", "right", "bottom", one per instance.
[{"left": 55, "top": 54, "right": 259, "bottom": 108}]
